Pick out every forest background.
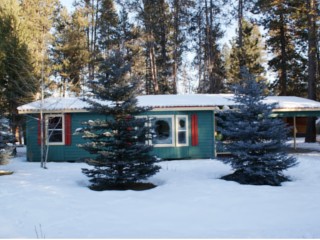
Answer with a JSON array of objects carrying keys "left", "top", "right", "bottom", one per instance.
[{"left": 0, "top": 0, "right": 319, "bottom": 142}]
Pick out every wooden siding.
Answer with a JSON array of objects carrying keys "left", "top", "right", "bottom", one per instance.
[
  {"left": 26, "top": 113, "right": 101, "bottom": 162},
  {"left": 142, "top": 110, "right": 215, "bottom": 159},
  {"left": 26, "top": 115, "right": 40, "bottom": 162},
  {"left": 25, "top": 110, "right": 215, "bottom": 162}
]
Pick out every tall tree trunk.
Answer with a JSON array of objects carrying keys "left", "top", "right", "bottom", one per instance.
[
  {"left": 159, "top": 0, "right": 168, "bottom": 93},
  {"left": 85, "top": 0, "right": 99, "bottom": 83},
  {"left": 150, "top": 44, "right": 159, "bottom": 94},
  {"left": 197, "top": 3, "right": 203, "bottom": 90},
  {"left": 238, "top": 0, "right": 245, "bottom": 72},
  {"left": 279, "top": 12, "right": 288, "bottom": 96},
  {"left": 172, "top": 0, "right": 180, "bottom": 94},
  {"left": 204, "top": 0, "right": 210, "bottom": 91},
  {"left": 305, "top": 0, "right": 318, "bottom": 142},
  {"left": 192, "top": 1, "right": 203, "bottom": 91}
]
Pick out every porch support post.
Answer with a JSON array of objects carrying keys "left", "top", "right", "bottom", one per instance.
[
  {"left": 213, "top": 110, "right": 216, "bottom": 158},
  {"left": 293, "top": 116, "right": 297, "bottom": 150}
]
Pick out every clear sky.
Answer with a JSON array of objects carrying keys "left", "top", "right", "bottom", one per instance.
[{"left": 60, "top": 0, "right": 74, "bottom": 10}]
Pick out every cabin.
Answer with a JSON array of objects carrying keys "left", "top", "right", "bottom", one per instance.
[{"left": 17, "top": 94, "right": 320, "bottom": 162}]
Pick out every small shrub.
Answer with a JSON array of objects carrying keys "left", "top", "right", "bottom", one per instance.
[{"left": 0, "top": 149, "right": 10, "bottom": 165}]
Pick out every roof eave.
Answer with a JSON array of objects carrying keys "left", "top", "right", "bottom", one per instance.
[
  {"left": 272, "top": 108, "right": 320, "bottom": 112},
  {"left": 18, "top": 107, "right": 320, "bottom": 115},
  {"left": 18, "top": 106, "right": 218, "bottom": 114},
  {"left": 17, "top": 109, "right": 90, "bottom": 114}
]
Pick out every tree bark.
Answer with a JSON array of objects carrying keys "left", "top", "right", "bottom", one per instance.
[
  {"left": 238, "top": 0, "right": 245, "bottom": 71},
  {"left": 172, "top": 0, "right": 180, "bottom": 94},
  {"left": 305, "top": 0, "right": 318, "bottom": 143},
  {"left": 279, "top": 12, "right": 288, "bottom": 96}
]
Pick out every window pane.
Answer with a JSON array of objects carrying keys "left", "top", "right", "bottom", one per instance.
[
  {"left": 48, "top": 130, "right": 63, "bottom": 142},
  {"left": 178, "top": 132, "right": 186, "bottom": 144},
  {"left": 152, "top": 118, "right": 172, "bottom": 144},
  {"left": 177, "top": 116, "right": 188, "bottom": 145},
  {"left": 48, "top": 117, "right": 62, "bottom": 129},
  {"left": 178, "top": 118, "right": 186, "bottom": 130}
]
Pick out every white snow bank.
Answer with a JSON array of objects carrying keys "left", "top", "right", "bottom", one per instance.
[{"left": 1, "top": 146, "right": 320, "bottom": 238}]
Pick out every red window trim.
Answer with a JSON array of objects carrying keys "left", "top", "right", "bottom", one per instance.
[
  {"left": 37, "top": 114, "right": 42, "bottom": 145},
  {"left": 191, "top": 114, "right": 199, "bottom": 146},
  {"left": 64, "top": 113, "right": 72, "bottom": 145}
]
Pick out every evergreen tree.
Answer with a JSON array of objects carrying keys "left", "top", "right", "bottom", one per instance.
[
  {"left": 20, "top": 0, "right": 59, "bottom": 87},
  {"left": 0, "top": 0, "right": 38, "bottom": 142},
  {"left": 0, "top": 118, "right": 12, "bottom": 167},
  {"left": 169, "top": 0, "right": 195, "bottom": 94},
  {"left": 253, "top": 0, "right": 308, "bottom": 97},
  {"left": 116, "top": 6, "right": 146, "bottom": 94},
  {"left": 225, "top": 19, "right": 266, "bottom": 88},
  {"left": 79, "top": 49, "right": 160, "bottom": 190},
  {"left": 97, "top": 0, "right": 119, "bottom": 51},
  {"left": 52, "top": 6, "right": 90, "bottom": 96},
  {"left": 305, "top": 0, "right": 318, "bottom": 143},
  {"left": 235, "top": 0, "right": 255, "bottom": 73},
  {"left": 217, "top": 68, "right": 297, "bottom": 186},
  {"left": 190, "top": 0, "right": 226, "bottom": 93},
  {"left": 256, "top": 0, "right": 318, "bottom": 142},
  {"left": 129, "top": 0, "right": 176, "bottom": 94},
  {"left": 73, "top": 0, "right": 101, "bottom": 83}
]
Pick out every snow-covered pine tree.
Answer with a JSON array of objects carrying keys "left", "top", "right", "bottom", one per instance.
[
  {"left": 217, "top": 68, "right": 297, "bottom": 186},
  {"left": 79, "top": 50, "right": 160, "bottom": 190},
  {"left": 0, "top": 118, "right": 12, "bottom": 174}
]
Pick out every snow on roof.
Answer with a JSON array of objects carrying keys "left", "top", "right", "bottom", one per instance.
[
  {"left": 137, "top": 94, "right": 235, "bottom": 108},
  {"left": 17, "top": 97, "right": 91, "bottom": 113},
  {"left": 17, "top": 94, "right": 320, "bottom": 114},
  {"left": 265, "top": 96, "right": 320, "bottom": 109}
]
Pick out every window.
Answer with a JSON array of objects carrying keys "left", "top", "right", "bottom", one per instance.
[
  {"left": 46, "top": 115, "right": 64, "bottom": 145},
  {"left": 138, "top": 115, "right": 189, "bottom": 147},
  {"left": 151, "top": 116, "right": 174, "bottom": 146},
  {"left": 176, "top": 116, "right": 188, "bottom": 146}
]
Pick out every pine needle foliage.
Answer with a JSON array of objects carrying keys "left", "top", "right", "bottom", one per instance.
[
  {"left": 79, "top": 50, "right": 160, "bottom": 190},
  {"left": 218, "top": 68, "right": 297, "bottom": 186}
]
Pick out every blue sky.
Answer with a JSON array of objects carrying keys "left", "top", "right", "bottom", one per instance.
[{"left": 60, "top": 0, "right": 74, "bottom": 9}]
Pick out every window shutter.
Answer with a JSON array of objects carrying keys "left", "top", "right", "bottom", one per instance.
[
  {"left": 65, "top": 113, "right": 72, "bottom": 145},
  {"left": 191, "top": 114, "right": 198, "bottom": 146}
]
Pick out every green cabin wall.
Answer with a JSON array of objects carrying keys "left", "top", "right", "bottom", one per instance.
[
  {"left": 25, "top": 110, "right": 215, "bottom": 162},
  {"left": 26, "top": 113, "right": 102, "bottom": 162},
  {"left": 141, "top": 110, "right": 215, "bottom": 159}
]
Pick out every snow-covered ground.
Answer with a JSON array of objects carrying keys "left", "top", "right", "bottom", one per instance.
[
  {"left": 1, "top": 140, "right": 320, "bottom": 238},
  {"left": 287, "top": 137, "right": 320, "bottom": 151}
]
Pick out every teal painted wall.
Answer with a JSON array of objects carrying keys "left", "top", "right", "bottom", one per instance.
[
  {"left": 139, "top": 110, "right": 215, "bottom": 159},
  {"left": 25, "top": 110, "right": 215, "bottom": 162},
  {"left": 25, "top": 115, "right": 39, "bottom": 162},
  {"left": 26, "top": 113, "right": 102, "bottom": 162}
]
